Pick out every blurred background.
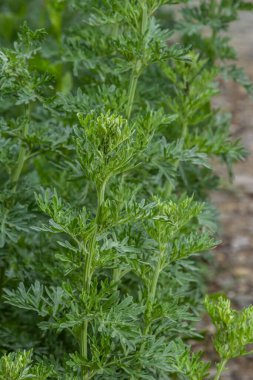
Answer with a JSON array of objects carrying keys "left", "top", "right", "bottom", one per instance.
[{"left": 203, "top": 10, "right": 253, "bottom": 380}]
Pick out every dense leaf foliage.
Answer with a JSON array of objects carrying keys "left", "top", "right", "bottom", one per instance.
[{"left": 0, "top": 1, "right": 253, "bottom": 379}]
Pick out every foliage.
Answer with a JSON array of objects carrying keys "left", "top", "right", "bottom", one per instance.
[
  {"left": 0, "top": 350, "right": 54, "bottom": 380},
  {"left": 0, "top": 1, "right": 253, "bottom": 379}
]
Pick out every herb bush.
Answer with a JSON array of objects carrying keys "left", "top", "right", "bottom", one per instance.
[{"left": 1, "top": 1, "right": 253, "bottom": 379}]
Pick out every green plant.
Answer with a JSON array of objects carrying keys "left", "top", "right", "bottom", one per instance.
[
  {"left": 206, "top": 295, "right": 253, "bottom": 380},
  {"left": 0, "top": 350, "right": 54, "bottom": 380},
  {"left": 1, "top": 1, "right": 253, "bottom": 379}
]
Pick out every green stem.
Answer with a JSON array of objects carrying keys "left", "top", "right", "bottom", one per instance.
[
  {"left": 11, "top": 106, "right": 30, "bottom": 189},
  {"left": 0, "top": 105, "right": 30, "bottom": 250},
  {"left": 96, "top": 182, "right": 106, "bottom": 222},
  {"left": 181, "top": 119, "right": 188, "bottom": 141},
  {"left": 125, "top": 3, "right": 148, "bottom": 119},
  {"left": 167, "top": 119, "right": 188, "bottom": 196},
  {"left": 46, "top": 1, "right": 64, "bottom": 90},
  {"left": 112, "top": 267, "right": 121, "bottom": 285},
  {"left": 122, "top": 2, "right": 150, "bottom": 282},
  {"left": 176, "top": 120, "right": 188, "bottom": 171},
  {"left": 80, "top": 182, "right": 106, "bottom": 380},
  {"left": 144, "top": 244, "right": 165, "bottom": 334},
  {"left": 112, "top": 23, "right": 119, "bottom": 39},
  {"left": 214, "top": 359, "right": 228, "bottom": 380},
  {"left": 80, "top": 226, "right": 96, "bottom": 380},
  {"left": 141, "top": 2, "right": 148, "bottom": 35},
  {"left": 126, "top": 69, "right": 140, "bottom": 120},
  {"left": 80, "top": 320, "right": 88, "bottom": 380},
  {"left": 137, "top": 243, "right": 165, "bottom": 378}
]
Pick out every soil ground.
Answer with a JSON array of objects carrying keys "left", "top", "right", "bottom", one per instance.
[{"left": 201, "top": 11, "right": 253, "bottom": 380}]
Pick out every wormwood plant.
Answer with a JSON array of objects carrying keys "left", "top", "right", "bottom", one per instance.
[{"left": 1, "top": 1, "right": 253, "bottom": 379}]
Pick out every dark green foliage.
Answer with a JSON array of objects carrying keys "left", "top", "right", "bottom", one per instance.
[{"left": 0, "top": 1, "right": 253, "bottom": 379}]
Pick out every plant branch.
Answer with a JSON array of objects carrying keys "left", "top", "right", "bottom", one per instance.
[
  {"left": 11, "top": 105, "right": 30, "bottom": 190},
  {"left": 80, "top": 181, "right": 106, "bottom": 380},
  {"left": 126, "top": 66, "right": 141, "bottom": 120},
  {"left": 125, "top": 3, "right": 149, "bottom": 119},
  {"left": 214, "top": 359, "right": 228, "bottom": 380},
  {"left": 144, "top": 242, "right": 166, "bottom": 334}
]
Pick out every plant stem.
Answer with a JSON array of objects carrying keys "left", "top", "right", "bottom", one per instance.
[
  {"left": 137, "top": 243, "right": 165, "bottom": 377},
  {"left": 126, "top": 68, "right": 141, "bottom": 120},
  {"left": 0, "top": 105, "right": 30, "bottom": 298},
  {"left": 45, "top": 0, "right": 65, "bottom": 90},
  {"left": 121, "top": 3, "right": 150, "bottom": 284},
  {"left": 144, "top": 244, "right": 165, "bottom": 334},
  {"left": 112, "top": 23, "right": 119, "bottom": 39},
  {"left": 125, "top": 2, "right": 148, "bottom": 119},
  {"left": 11, "top": 105, "right": 30, "bottom": 189},
  {"left": 0, "top": 105, "right": 30, "bottom": 251},
  {"left": 174, "top": 119, "right": 188, "bottom": 172},
  {"left": 80, "top": 320, "right": 88, "bottom": 380},
  {"left": 141, "top": 2, "right": 148, "bottom": 36},
  {"left": 80, "top": 181, "right": 106, "bottom": 380},
  {"left": 167, "top": 119, "right": 188, "bottom": 196},
  {"left": 112, "top": 266, "right": 121, "bottom": 287},
  {"left": 214, "top": 359, "right": 227, "bottom": 380}
]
